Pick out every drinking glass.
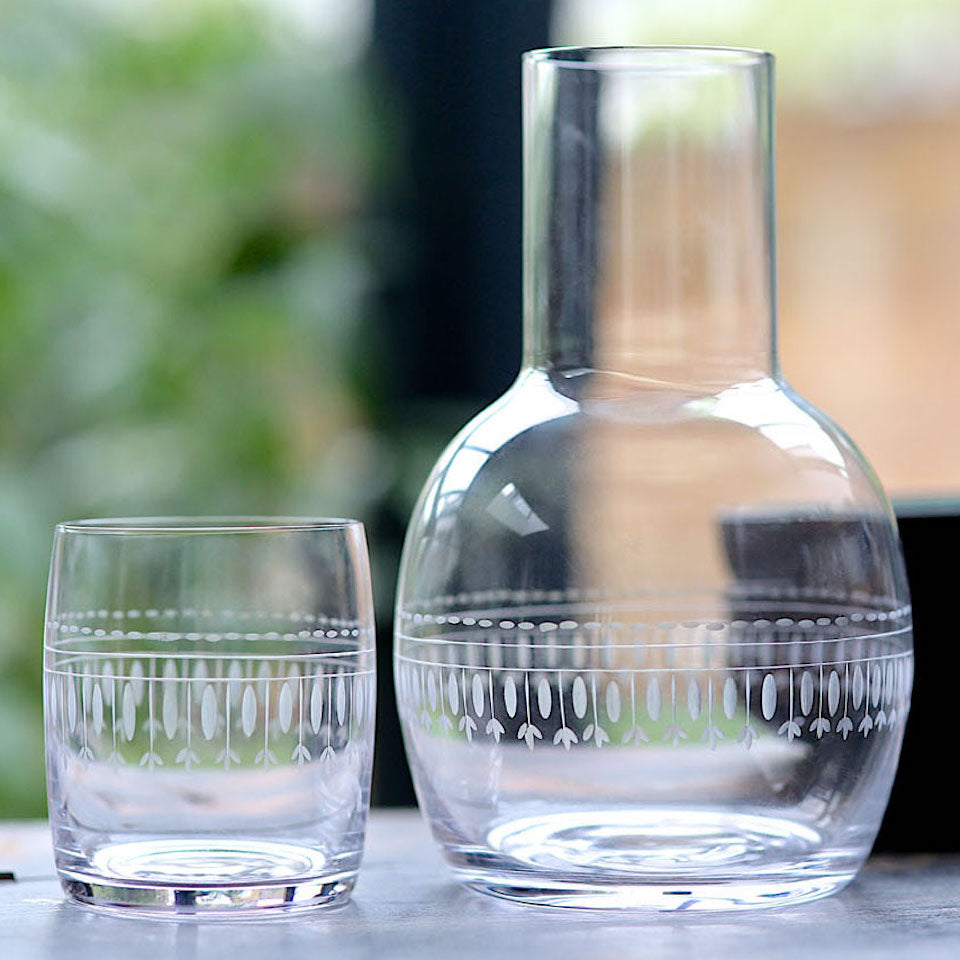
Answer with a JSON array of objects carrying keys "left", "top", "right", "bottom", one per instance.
[{"left": 43, "top": 518, "right": 376, "bottom": 915}]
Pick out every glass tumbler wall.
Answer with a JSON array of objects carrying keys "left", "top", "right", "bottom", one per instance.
[
  {"left": 394, "top": 48, "right": 912, "bottom": 910},
  {"left": 44, "top": 519, "right": 376, "bottom": 914}
]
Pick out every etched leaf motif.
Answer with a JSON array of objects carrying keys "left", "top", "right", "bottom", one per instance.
[
  {"left": 738, "top": 724, "right": 758, "bottom": 749},
  {"left": 572, "top": 676, "right": 587, "bottom": 719},
  {"left": 427, "top": 670, "right": 437, "bottom": 712},
  {"left": 621, "top": 725, "right": 648, "bottom": 746},
  {"left": 121, "top": 683, "right": 136, "bottom": 741},
  {"left": 162, "top": 683, "right": 178, "bottom": 740},
  {"left": 91, "top": 684, "right": 103, "bottom": 736},
  {"left": 554, "top": 727, "right": 578, "bottom": 749},
  {"left": 486, "top": 717, "right": 505, "bottom": 742},
  {"left": 646, "top": 677, "right": 661, "bottom": 721},
  {"left": 810, "top": 717, "right": 830, "bottom": 738},
  {"left": 761, "top": 673, "right": 777, "bottom": 721},
  {"left": 538, "top": 678, "right": 552, "bottom": 719},
  {"left": 828, "top": 671, "right": 841, "bottom": 716},
  {"left": 687, "top": 680, "right": 701, "bottom": 721},
  {"left": 884, "top": 663, "right": 895, "bottom": 703},
  {"left": 872, "top": 665, "right": 882, "bottom": 707},
  {"left": 278, "top": 682, "right": 294, "bottom": 733},
  {"left": 517, "top": 722, "right": 543, "bottom": 750},
  {"left": 67, "top": 680, "right": 78, "bottom": 732},
  {"left": 291, "top": 743, "right": 312, "bottom": 765},
  {"left": 336, "top": 676, "right": 346, "bottom": 726},
  {"left": 504, "top": 675, "right": 518, "bottom": 718},
  {"left": 837, "top": 716, "right": 854, "bottom": 739},
  {"left": 458, "top": 714, "right": 477, "bottom": 740},
  {"left": 852, "top": 666, "right": 864, "bottom": 709},
  {"left": 664, "top": 723, "right": 688, "bottom": 746},
  {"left": 778, "top": 719, "right": 802, "bottom": 741},
  {"left": 605, "top": 681, "right": 621, "bottom": 723},
  {"left": 723, "top": 677, "right": 737, "bottom": 720},
  {"left": 241, "top": 685, "right": 257, "bottom": 737},
  {"left": 201, "top": 685, "right": 218, "bottom": 740},
  {"left": 472, "top": 673, "right": 485, "bottom": 716},
  {"left": 800, "top": 671, "right": 814, "bottom": 715},
  {"left": 586, "top": 723, "right": 610, "bottom": 747},
  {"left": 447, "top": 671, "right": 459, "bottom": 715},
  {"left": 703, "top": 724, "right": 723, "bottom": 750},
  {"left": 310, "top": 680, "right": 324, "bottom": 733}
]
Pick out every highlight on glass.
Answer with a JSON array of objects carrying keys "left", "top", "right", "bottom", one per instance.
[{"left": 44, "top": 517, "right": 376, "bottom": 915}]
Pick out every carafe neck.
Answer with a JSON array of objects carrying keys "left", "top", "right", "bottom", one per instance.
[{"left": 522, "top": 47, "right": 777, "bottom": 388}]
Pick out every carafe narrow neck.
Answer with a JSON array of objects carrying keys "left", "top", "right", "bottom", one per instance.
[{"left": 522, "top": 47, "right": 777, "bottom": 387}]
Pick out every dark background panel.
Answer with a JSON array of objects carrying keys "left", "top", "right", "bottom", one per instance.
[{"left": 370, "top": 0, "right": 552, "bottom": 806}]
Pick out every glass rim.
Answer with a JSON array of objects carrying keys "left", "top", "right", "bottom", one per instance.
[
  {"left": 523, "top": 45, "right": 773, "bottom": 71},
  {"left": 55, "top": 516, "right": 364, "bottom": 535}
]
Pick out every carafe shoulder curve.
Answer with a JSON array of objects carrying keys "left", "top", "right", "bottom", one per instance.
[{"left": 397, "top": 371, "right": 908, "bottom": 612}]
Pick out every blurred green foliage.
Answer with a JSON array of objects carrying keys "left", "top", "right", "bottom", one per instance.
[{"left": 0, "top": 0, "right": 399, "bottom": 816}]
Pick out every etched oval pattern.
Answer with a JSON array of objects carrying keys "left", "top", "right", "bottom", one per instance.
[
  {"left": 447, "top": 671, "right": 459, "bottom": 715},
  {"left": 723, "top": 678, "right": 737, "bottom": 720},
  {"left": 201, "top": 685, "right": 218, "bottom": 740},
  {"left": 121, "top": 683, "right": 136, "bottom": 741},
  {"left": 828, "top": 671, "right": 841, "bottom": 716},
  {"left": 162, "top": 683, "right": 178, "bottom": 740},
  {"left": 278, "top": 683, "right": 294, "bottom": 733},
  {"left": 310, "top": 681, "right": 324, "bottom": 733},
  {"left": 92, "top": 684, "right": 104, "bottom": 736},
  {"left": 538, "top": 678, "right": 552, "bottom": 719},
  {"left": 472, "top": 673, "right": 485, "bottom": 716},
  {"left": 646, "top": 677, "right": 661, "bottom": 721},
  {"left": 852, "top": 666, "right": 865, "bottom": 710},
  {"left": 606, "top": 681, "right": 621, "bottom": 723},
  {"left": 761, "top": 674, "right": 777, "bottom": 721},
  {"left": 572, "top": 676, "right": 587, "bottom": 719},
  {"left": 504, "top": 675, "right": 518, "bottom": 718},
  {"left": 241, "top": 686, "right": 257, "bottom": 737},
  {"left": 800, "top": 671, "right": 814, "bottom": 716}
]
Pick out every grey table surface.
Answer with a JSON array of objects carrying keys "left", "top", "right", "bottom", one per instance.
[{"left": 2, "top": 811, "right": 959, "bottom": 960}]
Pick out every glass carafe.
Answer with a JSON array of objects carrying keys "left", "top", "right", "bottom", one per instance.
[{"left": 394, "top": 47, "right": 912, "bottom": 911}]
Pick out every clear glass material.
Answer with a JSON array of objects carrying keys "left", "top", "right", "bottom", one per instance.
[
  {"left": 44, "top": 518, "right": 376, "bottom": 916},
  {"left": 394, "top": 48, "right": 913, "bottom": 911}
]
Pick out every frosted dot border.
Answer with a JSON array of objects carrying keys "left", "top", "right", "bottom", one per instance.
[{"left": 46, "top": 608, "right": 370, "bottom": 647}]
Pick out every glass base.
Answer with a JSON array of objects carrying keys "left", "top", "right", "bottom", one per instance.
[
  {"left": 461, "top": 873, "right": 854, "bottom": 911},
  {"left": 58, "top": 839, "right": 355, "bottom": 916},
  {"left": 448, "top": 809, "right": 861, "bottom": 912}
]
